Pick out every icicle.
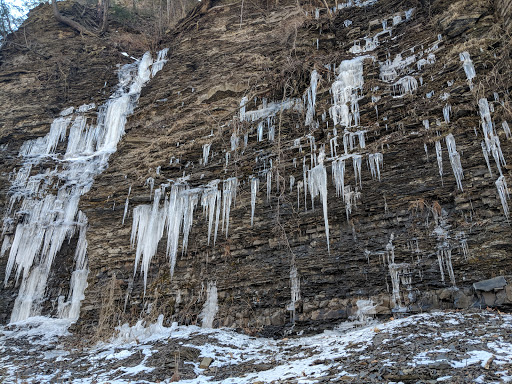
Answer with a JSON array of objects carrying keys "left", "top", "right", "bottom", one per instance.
[
  {"left": 435, "top": 140, "right": 443, "bottom": 183},
  {"left": 481, "top": 141, "right": 493, "bottom": 176},
  {"left": 392, "top": 76, "right": 418, "bottom": 97},
  {"left": 266, "top": 169, "right": 272, "bottom": 202},
  {"left": 496, "top": 175, "right": 510, "bottom": 219},
  {"left": 478, "top": 98, "right": 494, "bottom": 141},
  {"left": 201, "top": 180, "right": 221, "bottom": 245},
  {"left": 200, "top": 281, "right": 218, "bottom": 328},
  {"left": 5, "top": 49, "right": 167, "bottom": 322},
  {"left": 289, "top": 175, "right": 295, "bottom": 192},
  {"left": 239, "top": 96, "right": 248, "bottom": 121},
  {"left": 368, "top": 153, "right": 383, "bottom": 181},
  {"left": 57, "top": 211, "right": 89, "bottom": 320},
  {"left": 230, "top": 132, "right": 239, "bottom": 151},
  {"left": 423, "top": 119, "right": 429, "bottom": 130},
  {"left": 456, "top": 232, "right": 469, "bottom": 260},
  {"left": 331, "top": 157, "right": 346, "bottom": 197},
  {"left": 268, "top": 118, "right": 275, "bottom": 141},
  {"left": 303, "top": 157, "right": 308, "bottom": 211},
  {"left": 352, "top": 154, "right": 362, "bottom": 188},
  {"left": 222, "top": 177, "right": 238, "bottom": 237},
  {"left": 151, "top": 48, "right": 169, "bottom": 77},
  {"left": 424, "top": 143, "right": 429, "bottom": 160},
  {"left": 202, "top": 143, "right": 211, "bottom": 166},
  {"left": 250, "top": 177, "right": 259, "bottom": 227},
  {"left": 287, "top": 262, "right": 301, "bottom": 322},
  {"left": 443, "top": 104, "right": 451, "bottom": 123},
  {"left": 330, "top": 57, "right": 365, "bottom": 128},
  {"left": 131, "top": 189, "right": 166, "bottom": 293},
  {"left": 305, "top": 70, "right": 319, "bottom": 126},
  {"left": 433, "top": 211, "right": 456, "bottom": 286},
  {"left": 502, "top": 121, "right": 511, "bottom": 139},
  {"left": 343, "top": 185, "right": 361, "bottom": 221},
  {"left": 308, "top": 150, "right": 330, "bottom": 252},
  {"left": 145, "top": 177, "right": 155, "bottom": 198},
  {"left": 330, "top": 136, "right": 338, "bottom": 158},
  {"left": 297, "top": 181, "right": 303, "bottom": 210},
  {"left": 122, "top": 185, "right": 132, "bottom": 225},
  {"left": 357, "top": 130, "right": 366, "bottom": 149},
  {"left": 445, "top": 134, "right": 463, "bottom": 191},
  {"left": 459, "top": 51, "right": 475, "bottom": 90}
]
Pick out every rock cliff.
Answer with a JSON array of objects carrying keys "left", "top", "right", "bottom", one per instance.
[{"left": 1, "top": 0, "right": 512, "bottom": 336}]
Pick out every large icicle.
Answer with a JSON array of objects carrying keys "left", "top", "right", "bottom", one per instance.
[
  {"left": 3, "top": 49, "right": 169, "bottom": 322},
  {"left": 57, "top": 211, "right": 89, "bottom": 320},
  {"left": 131, "top": 188, "right": 166, "bottom": 293},
  {"left": 200, "top": 281, "right": 218, "bottom": 328},
  {"left": 459, "top": 51, "right": 475, "bottom": 90},
  {"left": 329, "top": 57, "right": 366, "bottom": 128},
  {"left": 308, "top": 150, "right": 330, "bottom": 253},
  {"left": 202, "top": 143, "right": 211, "bottom": 166},
  {"left": 433, "top": 210, "right": 456, "bottom": 286},
  {"left": 331, "top": 156, "right": 347, "bottom": 197},
  {"left": 435, "top": 140, "right": 443, "bottom": 182},
  {"left": 222, "top": 177, "right": 238, "bottom": 237},
  {"left": 445, "top": 134, "right": 464, "bottom": 191},
  {"left": 122, "top": 185, "right": 132, "bottom": 225},
  {"left": 352, "top": 154, "right": 362, "bottom": 188},
  {"left": 287, "top": 261, "right": 301, "bottom": 322},
  {"left": 304, "top": 70, "right": 319, "bottom": 126},
  {"left": 250, "top": 176, "right": 259, "bottom": 227},
  {"left": 201, "top": 180, "right": 221, "bottom": 245},
  {"left": 368, "top": 153, "right": 383, "bottom": 181},
  {"left": 496, "top": 176, "right": 510, "bottom": 219}
]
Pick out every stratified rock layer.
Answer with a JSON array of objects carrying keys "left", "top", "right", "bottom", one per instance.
[{"left": 1, "top": 0, "right": 512, "bottom": 333}]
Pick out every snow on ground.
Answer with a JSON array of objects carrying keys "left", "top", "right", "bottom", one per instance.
[{"left": 0, "top": 310, "right": 511, "bottom": 383}]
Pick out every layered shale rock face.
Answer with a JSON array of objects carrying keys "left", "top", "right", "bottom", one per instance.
[{"left": 1, "top": 0, "right": 512, "bottom": 334}]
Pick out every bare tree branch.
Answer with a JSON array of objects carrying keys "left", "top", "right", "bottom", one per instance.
[{"left": 51, "top": 0, "right": 97, "bottom": 37}]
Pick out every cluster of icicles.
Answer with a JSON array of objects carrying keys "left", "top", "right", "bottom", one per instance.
[
  {"left": 130, "top": 177, "right": 237, "bottom": 293},
  {"left": 1, "top": 49, "right": 169, "bottom": 322},
  {"left": 129, "top": 50, "right": 389, "bottom": 295}
]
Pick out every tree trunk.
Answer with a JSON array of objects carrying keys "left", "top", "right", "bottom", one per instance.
[
  {"left": 51, "top": 0, "right": 97, "bottom": 36},
  {"left": 99, "top": 0, "right": 109, "bottom": 34}
]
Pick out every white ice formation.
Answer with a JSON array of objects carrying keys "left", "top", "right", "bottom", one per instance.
[
  {"left": 445, "top": 134, "right": 463, "bottom": 191},
  {"left": 329, "top": 57, "right": 366, "bottom": 128},
  {"left": 459, "top": 51, "right": 475, "bottom": 90},
  {"left": 200, "top": 281, "right": 218, "bottom": 328},
  {"left": 3, "top": 49, "right": 169, "bottom": 322},
  {"left": 308, "top": 150, "right": 330, "bottom": 252}
]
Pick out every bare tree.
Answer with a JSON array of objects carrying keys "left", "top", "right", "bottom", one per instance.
[{"left": 51, "top": 0, "right": 109, "bottom": 36}]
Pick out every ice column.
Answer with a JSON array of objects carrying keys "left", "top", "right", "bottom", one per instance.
[
  {"left": 308, "top": 150, "right": 330, "bottom": 252},
  {"left": 222, "top": 177, "right": 238, "bottom": 237},
  {"left": 122, "top": 185, "right": 132, "bottom": 225},
  {"left": 202, "top": 180, "right": 221, "bottom": 245},
  {"left": 368, "top": 152, "right": 383, "bottom": 181},
  {"left": 445, "top": 134, "right": 463, "bottom": 191},
  {"left": 331, "top": 156, "right": 346, "bottom": 197},
  {"left": 496, "top": 176, "right": 510, "bottom": 219},
  {"left": 200, "top": 281, "right": 218, "bottom": 328},
  {"left": 4, "top": 49, "right": 169, "bottom": 322},
  {"left": 202, "top": 143, "right": 211, "bottom": 166},
  {"left": 459, "top": 51, "right": 475, "bottom": 90},
  {"left": 250, "top": 176, "right": 259, "bottom": 227},
  {"left": 435, "top": 140, "right": 443, "bottom": 182},
  {"left": 305, "top": 70, "right": 319, "bottom": 126},
  {"left": 131, "top": 189, "right": 166, "bottom": 293},
  {"left": 329, "top": 57, "right": 365, "bottom": 128}
]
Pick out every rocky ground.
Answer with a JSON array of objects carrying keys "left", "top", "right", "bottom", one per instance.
[{"left": 1, "top": 309, "right": 511, "bottom": 383}]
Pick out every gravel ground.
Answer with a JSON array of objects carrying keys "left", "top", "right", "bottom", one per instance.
[{"left": 1, "top": 309, "right": 511, "bottom": 383}]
